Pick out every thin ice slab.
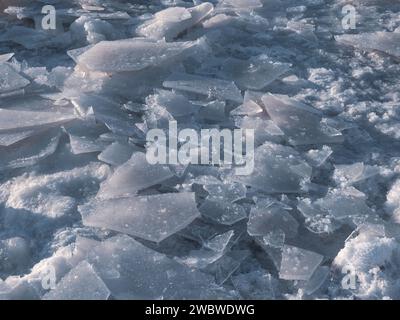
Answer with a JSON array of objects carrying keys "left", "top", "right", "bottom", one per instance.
[
  {"left": 279, "top": 245, "right": 323, "bottom": 281},
  {"left": 76, "top": 38, "right": 199, "bottom": 72},
  {"left": 335, "top": 32, "right": 400, "bottom": 58},
  {"left": 0, "top": 64, "right": 30, "bottom": 94},
  {"left": 97, "top": 152, "right": 174, "bottom": 199},
  {"left": 79, "top": 192, "right": 200, "bottom": 243},
  {"left": 137, "top": 3, "right": 214, "bottom": 41},
  {"left": 261, "top": 94, "right": 343, "bottom": 146},
  {"left": 163, "top": 73, "right": 243, "bottom": 103},
  {"left": 43, "top": 261, "right": 110, "bottom": 300}
]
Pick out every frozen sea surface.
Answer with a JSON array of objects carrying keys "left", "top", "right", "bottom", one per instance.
[{"left": 1, "top": 0, "right": 400, "bottom": 300}]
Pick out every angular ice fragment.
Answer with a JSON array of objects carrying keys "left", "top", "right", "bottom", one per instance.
[
  {"left": 97, "top": 152, "right": 174, "bottom": 199},
  {"left": 305, "top": 146, "right": 333, "bottom": 167},
  {"left": 83, "top": 234, "right": 218, "bottom": 299},
  {"left": 0, "top": 129, "right": 38, "bottom": 147},
  {"left": 77, "top": 38, "right": 199, "bottom": 72},
  {"left": 178, "top": 230, "right": 235, "bottom": 269},
  {"left": 220, "top": 55, "right": 291, "bottom": 90},
  {"left": 0, "top": 128, "right": 61, "bottom": 171},
  {"left": 98, "top": 142, "right": 136, "bottom": 166},
  {"left": 199, "top": 199, "right": 247, "bottom": 225},
  {"left": 333, "top": 162, "right": 380, "bottom": 186},
  {"left": 335, "top": 32, "right": 400, "bottom": 58},
  {"left": 301, "top": 266, "right": 330, "bottom": 295},
  {"left": 69, "top": 135, "right": 108, "bottom": 155},
  {"left": 137, "top": 3, "right": 214, "bottom": 41},
  {"left": 248, "top": 203, "right": 299, "bottom": 238},
  {"left": 0, "top": 109, "right": 76, "bottom": 133},
  {"left": 163, "top": 73, "right": 243, "bottom": 103},
  {"left": 230, "top": 91, "right": 264, "bottom": 116},
  {"left": 0, "top": 53, "right": 14, "bottom": 63},
  {"left": 261, "top": 94, "right": 344, "bottom": 145},
  {"left": 204, "top": 181, "right": 247, "bottom": 203},
  {"left": 0, "top": 64, "right": 30, "bottom": 94},
  {"left": 279, "top": 245, "right": 323, "bottom": 281},
  {"left": 43, "top": 261, "right": 110, "bottom": 300},
  {"left": 79, "top": 192, "right": 200, "bottom": 243},
  {"left": 229, "top": 142, "right": 312, "bottom": 194},
  {"left": 146, "top": 89, "right": 199, "bottom": 117},
  {"left": 221, "top": 0, "right": 263, "bottom": 9}
]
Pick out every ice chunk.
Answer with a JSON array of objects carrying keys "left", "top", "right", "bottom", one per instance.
[
  {"left": 97, "top": 152, "right": 174, "bottom": 199},
  {"left": 83, "top": 234, "right": 218, "bottom": 299},
  {"left": 248, "top": 203, "right": 299, "bottom": 238},
  {"left": 98, "top": 142, "right": 136, "bottom": 166},
  {"left": 79, "top": 192, "right": 200, "bottom": 243},
  {"left": 0, "top": 53, "right": 14, "bottom": 63},
  {"left": 0, "top": 129, "right": 39, "bottom": 147},
  {"left": 305, "top": 146, "right": 333, "bottom": 167},
  {"left": 0, "top": 64, "right": 30, "bottom": 94},
  {"left": 261, "top": 94, "right": 343, "bottom": 145},
  {"left": 220, "top": 55, "right": 291, "bottom": 90},
  {"left": 178, "top": 230, "right": 235, "bottom": 269},
  {"left": 335, "top": 32, "right": 400, "bottom": 58},
  {"left": 333, "top": 162, "right": 380, "bottom": 186},
  {"left": 0, "top": 128, "right": 61, "bottom": 171},
  {"left": 69, "top": 135, "right": 108, "bottom": 155},
  {"left": 230, "top": 91, "right": 264, "bottom": 116},
  {"left": 43, "top": 261, "right": 110, "bottom": 300},
  {"left": 137, "top": 3, "right": 214, "bottom": 41},
  {"left": 301, "top": 266, "right": 330, "bottom": 295},
  {"left": 221, "top": 0, "right": 263, "bottom": 9},
  {"left": 163, "top": 73, "right": 243, "bottom": 103},
  {"left": 231, "top": 270, "right": 275, "bottom": 299},
  {"left": 229, "top": 142, "right": 312, "bottom": 194},
  {"left": 279, "top": 245, "right": 323, "bottom": 281},
  {"left": 146, "top": 89, "right": 199, "bottom": 117},
  {"left": 199, "top": 199, "right": 247, "bottom": 225},
  {"left": 204, "top": 181, "right": 247, "bottom": 203},
  {"left": 76, "top": 38, "right": 199, "bottom": 72},
  {"left": 0, "top": 237, "right": 30, "bottom": 272},
  {"left": 0, "top": 109, "right": 76, "bottom": 133}
]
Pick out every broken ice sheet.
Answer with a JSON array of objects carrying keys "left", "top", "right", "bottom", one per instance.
[
  {"left": 146, "top": 89, "right": 199, "bottom": 117},
  {"left": 0, "top": 64, "right": 30, "bottom": 94},
  {"left": 230, "top": 90, "right": 264, "bottom": 116},
  {"left": 43, "top": 261, "right": 110, "bottom": 300},
  {"left": 335, "top": 32, "right": 400, "bottom": 58},
  {"left": 97, "top": 141, "right": 136, "bottom": 166},
  {"left": 231, "top": 270, "right": 275, "bottom": 299},
  {"left": 0, "top": 128, "right": 61, "bottom": 171},
  {"left": 97, "top": 152, "right": 174, "bottom": 199},
  {"left": 0, "top": 129, "right": 38, "bottom": 147},
  {"left": 220, "top": 55, "right": 291, "bottom": 90},
  {"left": 203, "top": 181, "right": 247, "bottom": 203},
  {"left": 0, "top": 108, "right": 76, "bottom": 133},
  {"left": 79, "top": 192, "right": 200, "bottom": 243},
  {"left": 279, "top": 245, "right": 323, "bottom": 281},
  {"left": 299, "top": 266, "right": 330, "bottom": 295},
  {"left": 163, "top": 73, "right": 243, "bottom": 103},
  {"left": 228, "top": 142, "right": 312, "bottom": 194},
  {"left": 305, "top": 146, "right": 333, "bottom": 167},
  {"left": 261, "top": 94, "right": 343, "bottom": 146},
  {"left": 0, "top": 53, "right": 14, "bottom": 64},
  {"left": 136, "top": 3, "right": 214, "bottom": 41},
  {"left": 82, "top": 234, "right": 219, "bottom": 299},
  {"left": 76, "top": 38, "right": 199, "bottom": 72},
  {"left": 220, "top": 0, "right": 263, "bottom": 10},
  {"left": 178, "top": 230, "right": 235, "bottom": 269},
  {"left": 247, "top": 202, "right": 299, "bottom": 239},
  {"left": 333, "top": 162, "right": 380, "bottom": 186},
  {"left": 199, "top": 198, "right": 247, "bottom": 225}
]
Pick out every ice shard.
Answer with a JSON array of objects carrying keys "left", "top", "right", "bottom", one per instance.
[
  {"left": 0, "top": 64, "right": 30, "bottom": 94},
  {"left": 79, "top": 192, "right": 200, "bottom": 243},
  {"left": 43, "top": 261, "right": 110, "bottom": 300},
  {"left": 279, "top": 245, "right": 323, "bottom": 281},
  {"left": 97, "top": 152, "right": 174, "bottom": 199},
  {"left": 76, "top": 38, "right": 199, "bottom": 72}
]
